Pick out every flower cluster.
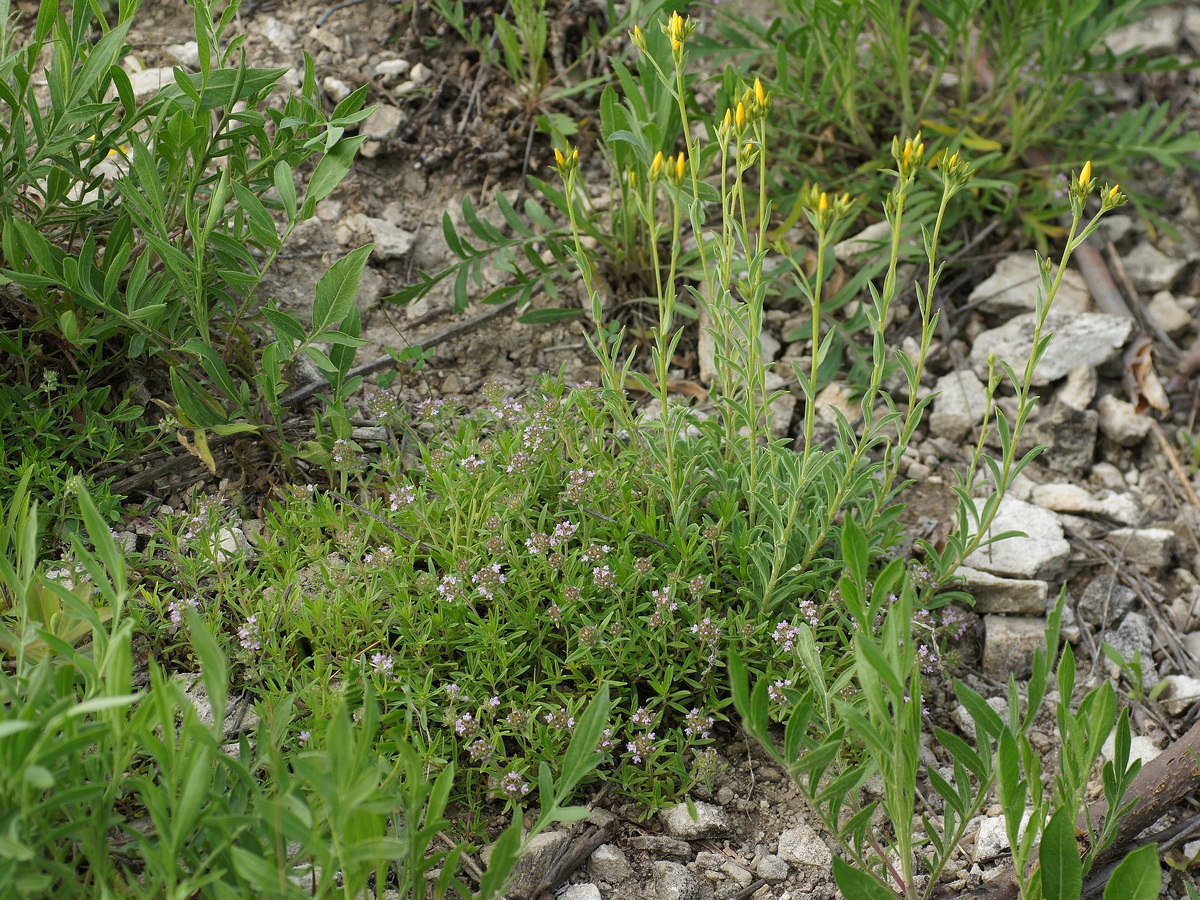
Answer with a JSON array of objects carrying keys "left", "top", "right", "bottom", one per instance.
[
  {"left": 592, "top": 565, "right": 617, "bottom": 590},
  {"left": 437, "top": 574, "right": 465, "bottom": 602},
  {"left": 166, "top": 595, "right": 199, "bottom": 626},
  {"left": 472, "top": 563, "right": 507, "bottom": 600},
  {"left": 363, "top": 388, "right": 404, "bottom": 425},
  {"left": 768, "top": 678, "right": 793, "bottom": 704},
  {"left": 544, "top": 707, "right": 575, "bottom": 731},
  {"left": 364, "top": 545, "right": 395, "bottom": 567},
  {"left": 389, "top": 485, "right": 416, "bottom": 509},
  {"left": 499, "top": 771, "right": 530, "bottom": 800},
  {"left": 370, "top": 652, "right": 394, "bottom": 676},
  {"left": 238, "top": 615, "right": 261, "bottom": 651},
  {"left": 683, "top": 708, "right": 715, "bottom": 740},
  {"left": 563, "top": 468, "right": 595, "bottom": 503}
]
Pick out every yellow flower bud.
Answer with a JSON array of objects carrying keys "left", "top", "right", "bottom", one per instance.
[
  {"left": 1108, "top": 184, "right": 1119, "bottom": 200},
  {"left": 572, "top": 148, "right": 579, "bottom": 163},
  {"left": 819, "top": 192, "right": 828, "bottom": 211},
  {"left": 1080, "top": 160, "right": 1092, "bottom": 184},
  {"left": 672, "top": 38, "right": 682, "bottom": 54},
  {"left": 651, "top": 151, "right": 664, "bottom": 178},
  {"left": 554, "top": 147, "right": 566, "bottom": 167},
  {"left": 631, "top": 24, "right": 645, "bottom": 51},
  {"left": 629, "top": 169, "right": 637, "bottom": 189},
  {"left": 735, "top": 101, "right": 746, "bottom": 131},
  {"left": 754, "top": 78, "right": 766, "bottom": 107},
  {"left": 723, "top": 108, "right": 732, "bottom": 128},
  {"left": 670, "top": 11, "right": 684, "bottom": 41},
  {"left": 674, "top": 151, "right": 686, "bottom": 182},
  {"left": 902, "top": 139, "right": 913, "bottom": 169},
  {"left": 949, "top": 152, "right": 958, "bottom": 167},
  {"left": 917, "top": 142, "right": 924, "bottom": 158}
]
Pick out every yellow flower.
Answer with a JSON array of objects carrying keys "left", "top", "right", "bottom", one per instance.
[
  {"left": 1108, "top": 184, "right": 1119, "bottom": 200},
  {"left": 818, "top": 192, "right": 829, "bottom": 212},
  {"left": 1080, "top": 160, "right": 1092, "bottom": 185},
  {"left": 672, "top": 38, "right": 682, "bottom": 53},
  {"left": 554, "top": 147, "right": 566, "bottom": 168},
  {"left": 674, "top": 151, "right": 686, "bottom": 183},
  {"left": 735, "top": 101, "right": 746, "bottom": 131},
  {"left": 754, "top": 78, "right": 766, "bottom": 107},
  {"left": 630, "top": 25, "right": 646, "bottom": 51}
]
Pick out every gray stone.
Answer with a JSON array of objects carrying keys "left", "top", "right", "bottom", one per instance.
[
  {"left": 166, "top": 41, "right": 201, "bottom": 68},
  {"left": 1183, "top": 631, "right": 1200, "bottom": 661},
  {"left": 1097, "top": 394, "right": 1152, "bottom": 446},
  {"left": 628, "top": 836, "right": 693, "bottom": 860},
  {"left": 1121, "top": 242, "right": 1187, "bottom": 292},
  {"left": 957, "top": 566, "right": 1047, "bottom": 615},
  {"left": 589, "top": 844, "right": 633, "bottom": 883},
  {"left": 258, "top": 17, "right": 298, "bottom": 53},
  {"left": 660, "top": 801, "right": 729, "bottom": 840},
  {"left": 1147, "top": 291, "right": 1192, "bottom": 337},
  {"left": 1077, "top": 574, "right": 1138, "bottom": 628},
  {"left": 1102, "top": 214, "right": 1135, "bottom": 245},
  {"left": 983, "top": 615, "right": 1046, "bottom": 680},
  {"left": 480, "top": 830, "right": 567, "bottom": 898},
  {"left": 373, "top": 58, "right": 412, "bottom": 79},
  {"left": 1105, "top": 8, "right": 1182, "bottom": 56},
  {"left": 753, "top": 852, "right": 789, "bottom": 883},
  {"left": 322, "top": 75, "right": 352, "bottom": 103},
  {"left": 173, "top": 674, "right": 260, "bottom": 738},
  {"left": 777, "top": 823, "right": 832, "bottom": 868},
  {"left": 363, "top": 217, "right": 415, "bottom": 261},
  {"left": 970, "top": 311, "right": 1132, "bottom": 386},
  {"left": 362, "top": 104, "right": 407, "bottom": 141},
  {"left": 973, "top": 816, "right": 1010, "bottom": 862},
  {"left": 1105, "top": 527, "right": 1175, "bottom": 568},
  {"left": 126, "top": 67, "right": 176, "bottom": 102},
  {"left": 1101, "top": 732, "right": 1160, "bottom": 766},
  {"left": 409, "top": 62, "right": 433, "bottom": 83},
  {"left": 721, "top": 861, "right": 754, "bottom": 886},
  {"left": 1156, "top": 675, "right": 1200, "bottom": 715},
  {"left": 1030, "top": 482, "right": 1140, "bottom": 525},
  {"left": 834, "top": 220, "right": 892, "bottom": 267},
  {"left": 1021, "top": 402, "right": 1098, "bottom": 475},
  {"left": 1057, "top": 365, "right": 1098, "bottom": 411},
  {"left": 561, "top": 886, "right": 602, "bottom": 900},
  {"left": 965, "top": 497, "right": 1071, "bottom": 580},
  {"left": 931, "top": 370, "right": 988, "bottom": 442},
  {"left": 968, "top": 253, "right": 1090, "bottom": 317},
  {"left": 1106, "top": 612, "right": 1159, "bottom": 687},
  {"left": 652, "top": 861, "right": 704, "bottom": 900}
]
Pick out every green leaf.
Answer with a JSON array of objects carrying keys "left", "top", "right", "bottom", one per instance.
[
  {"left": 517, "top": 307, "right": 583, "bottom": 323},
  {"left": 831, "top": 855, "right": 898, "bottom": 899},
  {"left": 1040, "top": 809, "right": 1082, "bottom": 900},
  {"left": 274, "top": 161, "right": 297, "bottom": 221},
  {"left": 1104, "top": 844, "right": 1161, "bottom": 900},
  {"left": 300, "top": 135, "right": 367, "bottom": 218},
  {"left": 312, "top": 244, "right": 372, "bottom": 335}
]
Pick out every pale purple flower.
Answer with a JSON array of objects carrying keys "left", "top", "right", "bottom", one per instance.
[
  {"left": 167, "top": 595, "right": 198, "bottom": 626},
  {"left": 500, "top": 771, "right": 530, "bottom": 800},
  {"left": 550, "top": 521, "right": 578, "bottom": 546},
  {"left": 364, "top": 545, "right": 395, "bottom": 567},
  {"left": 544, "top": 707, "right": 575, "bottom": 730},
  {"left": 461, "top": 455, "right": 485, "bottom": 471},
  {"left": 525, "top": 532, "right": 550, "bottom": 555},
  {"left": 592, "top": 565, "right": 616, "bottom": 590},
  {"left": 684, "top": 708, "right": 715, "bottom": 740},
  {"left": 768, "top": 679, "right": 793, "bottom": 704},
  {"left": 370, "top": 652, "right": 394, "bottom": 676},
  {"left": 437, "top": 574, "right": 464, "bottom": 602},
  {"left": 772, "top": 620, "right": 802, "bottom": 652},
  {"left": 455, "top": 712, "right": 477, "bottom": 736},
  {"left": 626, "top": 732, "right": 657, "bottom": 764},
  {"left": 630, "top": 707, "right": 653, "bottom": 729},
  {"left": 389, "top": 486, "right": 416, "bottom": 509},
  {"left": 473, "top": 563, "right": 506, "bottom": 600},
  {"left": 238, "top": 615, "right": 261, "bottom": 651}
]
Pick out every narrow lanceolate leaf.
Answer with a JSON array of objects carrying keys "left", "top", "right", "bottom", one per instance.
[
  {"left": 1040, "top": 808, "right": 1082, "bottom": 900},
  {"left": 831, "top": 855, "right": 899, "bottom": 899}
]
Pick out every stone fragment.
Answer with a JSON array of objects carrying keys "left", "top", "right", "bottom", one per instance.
[
  {"left": 973, "top": 817, "right": 1009, "bottom": 862},
  {"left": 1121, "top": 242, "right": 1186, "bottom": 292},
  {"left": 166, "top": 41, "right": 201, "bottom": 68},
  {"left": 1106, "top": 612, "right": 1159, "bottom": 687},
  {"left": 360, "top": 217, "right": 414, "bottom": 261},
  {"left": 956, "top": 565, "right": 1047, "bottom": 615},
  {"left": 815, "top": 382, "right": 860, "bottom": 426},
  {"left": 173, "top": 674, "right": 260, "bottom": 738},
  {"left": 1101, "top": 214, "right": 1135, "bottom": 245},
  {"left": 308, "top": 25, "right": 343, "bottom": 53},
  {"left": 1146, "top": 291, "right": 1192, "bottom": 337},
  {"left": 969, "top": 311, "right": 1132, "bottom": 385},
  {"left": 1105, "top": 527, "right": 1175, "bottom": 568},
  {"left": 1105, "top": 8, "right": 1182, "bottom": 56},
  {"left": 753, "top": 852, "right": 789, "bottom": 882},
  {"left": 931, "top": 370, "right": 988, "bottom": 442},
  {"left": 1096, "top": 394, "right": 1152, "bottom": 447},
  {"left": 373, "top": 58, "right": 412, "bottom": 79},
  {"left": 660, "top": 801, "right": 729, "bottom": 840},
  {"left": 480, "top": 831, "right": 567, "bottom": 898},
  {"left": 1021, "top": 402, "right": 1097, "bottom": 475},
  {"left": 322, "top": 76, "right": 352, "bottom": 103},
  {"left": 777, "top": 823, "right": 832, "bottom": 868},
  {"left": 259, "top": 17, "right": 298, "bottom": 53},
  {"left": 968, "top": 253, "right": 1090, "bottom": 317},
  {"left": 628, "top": 836, "right": 693, "bottom": 860},
  {"left": 1183, "top": 631, "right": 1200, "bottom": 661},
  {"left": 589, "top": 844, "right": 632, "bottom": 883},
  {"left": 1077, "top": 574, "right": 1137, "bottom": 628},
  {"left": 409, "top": 62, "right": 433, "bottom": 83},
  {"left": 965, "top": 497, "right": 1070, "bottom": 580},
  {"left": 561, "top": 886, "right": 602, "bottom": 900},
  {"left": 212, "top": 524, "right": 257, "bottom": 563},
  {"left": 1156, "top": 675, "right": 1200, "bottom": 715},
  {"left": 1057, "top": 365, "right": 1098, "bottom": 411},
  {"left": 1030, "top": 483, "right": 1140, "bottom": 525},
  {"left": 362, "top": 104, "right": 406, "bottom": 140},
  {"left": 652, "top": 861, "right": 703, "bottom": 900},
  {"left": 834, "top": 220, "right": 892, "bottom": 267},
  {"left": 126, "top": 67, "right": 176, "bottom": 102},
  {"left": 983, "top": 615, "right": 1046, "bottom": 680},
  {"left": 1100, "top": 731, "right": 1160, "bottom": 766}
]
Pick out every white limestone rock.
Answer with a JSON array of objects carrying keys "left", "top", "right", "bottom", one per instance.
[
  {"left": 1121, "top": 242, "right": 1187, "bottom": 293},
  {"left": 965, "top": 497, "right": 1070, "bottom": 580},
  {"left": 970, "top": 311, "right": 1132, "bottom": 386},
  {"left": 968, "top": 253, "right": 1090, "bottom": 317},
  {"left": 931, "top": 370, "right": 988, "bottom": 442}
]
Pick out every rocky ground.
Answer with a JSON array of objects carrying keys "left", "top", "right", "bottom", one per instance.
[{"left": 53, "top": 0, "right": 1200, "bottom": 896}]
